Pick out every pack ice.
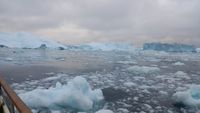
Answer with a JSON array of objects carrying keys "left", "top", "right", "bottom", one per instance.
[{"left": 19, "top": 76, "right": 104, "bottom": 110}]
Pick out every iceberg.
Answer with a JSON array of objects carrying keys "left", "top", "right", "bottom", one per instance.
[
  {"left": 143, "top": 43, "right": 196, "bottom": 52},
  {"left": 85, "top": 42, "right": 135, "bottom": 51},
  {"left": 173, "top": 85, "right": 200, "bottom": 107},
  {"left": 0, "top": 32, "right": 65, "bottom": 49},
  {"left": 19, "top": 76, "right": 104, "bottom": 110},
  {"left": 65, "top": 42, "right": 135, "bottom": 51}
]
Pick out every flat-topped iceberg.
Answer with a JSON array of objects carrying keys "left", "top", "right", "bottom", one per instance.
[
  {"left": 143, "top": 43, "right": 196, "bottom": 52},
  {"left": 0, "top": 32, "right": 65, "bottom": 49},
  {"left": 19, "top": 76, "right": 104, "bottom": 110}
]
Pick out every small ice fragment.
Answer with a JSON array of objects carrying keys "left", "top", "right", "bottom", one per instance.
[
  {"left": 96, "top": 109, "right": 113, "bottom": 113},
  {"left": 126, "top": 66, "right": 160, "bottom": 74},
  {"left": 124, "top": 82, "right": 136, "bottom": 87},
  {"left": 173, "top": 62, "right": 185, "bottom": 66},
  {"left": 5, "top": 57, "right": 13, "bottom": 61}
]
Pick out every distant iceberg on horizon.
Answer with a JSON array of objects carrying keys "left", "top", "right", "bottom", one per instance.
[
  {"left": 0, "top": 32, "right": 136, "bottom": 51},
  {"left": 143, "top": 42, "right": 197, "bottom": 53},
  {"left": 0, "top": 32, "right": 65, "bottom": 49},
  {"left": 0, "top": 32, "right": 198, "bottom": 53}
]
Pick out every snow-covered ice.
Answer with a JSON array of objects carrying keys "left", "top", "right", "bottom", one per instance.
[
  {"left": 64, "top": 42, "right": 135, "bottom": 51},
  {"left": 173, "top": 62, "right": 185, "bottom": 66},
  {"left": 19, "top": 76, "right": 104, "bottom": 110},
  {"left": 126, "top": 66, "right": 160, "bottom": 74},
  {"left": 0, "top": 32, "right": 65, "bottom": 49},
  {"left": 95, "top": 109, "right": 113, "bottom": 113},
  {"left": 143, "top": 43, "right": 196, "bottom": 52},
  {"left": 196, "top": 48, "right": 200, "bottom": 53},
  {"left": 173, "top": 85, "right": 200, "bottom": 107},
  {"left": 5, "top": 57, "right": 13, "bottom": 61},
  {"left": 123, "top": 82, "right": 136, "bottom": 87},
  {"left": 86, "top": 42, "right": 135, "bottom": 51}
]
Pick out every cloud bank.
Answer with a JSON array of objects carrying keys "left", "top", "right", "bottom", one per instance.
[{"left": 0, "top": 0, "right": 199, "bottom": 46}]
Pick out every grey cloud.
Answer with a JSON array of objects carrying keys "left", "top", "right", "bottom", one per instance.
[{"left": 0, "top": 0, "right": 200, "bottom": 46}]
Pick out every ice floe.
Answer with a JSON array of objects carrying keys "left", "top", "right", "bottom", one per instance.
[
  {"left": 95, "top": 109, "right": 113, "bottom": 113},
  {"left": 123, "top": 82, "right": 136, "bottom": 87},
  {"left": 173, "top": 85, "right": 200, "bottom": 107},
  {"left": 126, "top": 66, "right": 160, "bottom": 74},
  {"left": 5, "top": 57, "right": 13, "bottom": 61},
  {"left": 19, "top": 76, "right": 104, "bottom": 110},
  {"left": 173, "top": 62, "right": 185, "bottom": 66}
]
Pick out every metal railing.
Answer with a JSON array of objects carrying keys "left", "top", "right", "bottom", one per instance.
[{"left": 0, "top": 76, "right": 32, "bottom": 113}]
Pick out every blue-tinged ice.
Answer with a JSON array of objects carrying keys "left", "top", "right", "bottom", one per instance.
[
  {"left": 66, "top": 42, "right": 135, "bottom": 51},
  {"left": 0, "top": 32, "right": 65, "bottom": 49},
  {"left": 143, "top": 43, "right": 196, "bottom": 52},
  {"left": 173, "top": 85, "right": 200, "bottom": 107},
  {"left": 19, "top": 76, "right": 104, "bottom": 110},
  {"left": 196, "top": 48, "right": 200, "bottom": 53}
]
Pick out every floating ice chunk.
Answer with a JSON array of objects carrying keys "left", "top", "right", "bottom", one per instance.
[
  {"left": 174, "top": 71, "right": 190, "bottom": 79},
  {"left": 95, "top": 109, "right": 113, "bottom": 113},
  {"left": 86, "top": 42, "right": 135, "bottom": 51},
  {"left": 117, "top": 61, "right": 137, "bottom": 65},
  {"left": 196, "top": 48, "right": 200, "bottom": 53},
  {"left": 173, "top": 62, "right": 185, "bottom": 66},
  {"left": 159, "top": 91, "right": 168, "bottom": 95},
  {"left": 126, "top": 66, "right": 160, "bottom": 74},
  {"left": 124, "top": 82, "right": 136, "bottom": 87},
  {"left": 117, "top": 108, "right": 129, "bottom": 113},
  {"left": 19, "top": 76, "right": 104, "bottom": 110},
  {"left": 51, "top": 110, "right": 61, "bottom": 113},
  {"left": 5, "top": 57, "right": 13, "bottom": 61},
  {"left": 173, "top": 85, "right": 200, "bottom": 107},
  {"left": 175, "top": 71, "right": 187, "bottom": 76}
]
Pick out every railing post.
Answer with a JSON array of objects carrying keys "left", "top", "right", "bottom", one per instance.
[
  {"left": 0, "top": 76, "right": 32, "bottom": 113},
  {"left": 0, "top": 86, "right": 2, "bottom": 95}
]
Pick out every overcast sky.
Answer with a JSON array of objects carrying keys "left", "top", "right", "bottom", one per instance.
[{"left": 0, "top": 0, "right": 199, "bottom": 47}]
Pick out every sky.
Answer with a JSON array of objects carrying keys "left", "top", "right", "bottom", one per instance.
[{"left": 0, "top": 0, "right": 199, "bottom": 47}]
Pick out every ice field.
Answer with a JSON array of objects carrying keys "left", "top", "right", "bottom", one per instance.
[{"left": 1, "top": 47, "right": 200, "bottom": 113}]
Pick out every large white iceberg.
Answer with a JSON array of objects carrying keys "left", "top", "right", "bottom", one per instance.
[
  {"left": 173, "top": 85, "right": 200, "bottom": 107},
  {"left": 143, "top": 43, "right": 196, "bottom": 52},
  {"left": 19, "top": 76, "right": 104, "bottom": 110},
  {"left": 0, "top": 32, "right": 65, "bottom": 49}
]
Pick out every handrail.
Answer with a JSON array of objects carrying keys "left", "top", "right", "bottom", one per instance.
[{"left": 0, "top": 76, "right": 32, "bottom": 113}]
